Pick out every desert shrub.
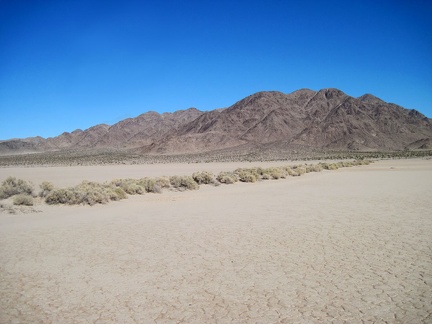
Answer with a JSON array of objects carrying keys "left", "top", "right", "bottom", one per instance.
[
  {"left": 293, "top": 166, "right": 306, "bottom": 176},
  {"left": 39, "top": 181, "right": 54, "bottom": 197},
  {"left": 106, "top": 187, "right": 128, "bottom": 200},
  {"left": 305, "top": 164, "right": 323, "bottom": 173},
  {"left": 354, "top": 159, "right": 371, "bottom": 166},
  {"left": 169, "top": 175, "right": 182, "bottom": 188},
  {"left": 46, "top": 188, "right": 78, "bottom": 205},
  {"left": 261, "top": 173, "right": 271, "bottom": 180},
  {"left": 155, "top": 176, "right": 171, "bottom": 189},
  {"left": 264, "top": 167, "right": 286, "bottom": 179},
  {"left": 283, "top": 166, "right": 296, "bottom": 176},
  {"left": 137, "top": 177, "right": 162, "bottom": 193},
  {"left": 169, "top": 176, "right": 199, "bottom": 190},
  {"left": 13, "top": 194, "right": 34, "bottom": 206},
  {"left": 234, "top": 168, "right": 258, "bottom": 183},
  {"left": 192, "top": 171, "right": 214, "bottom": 184},
  {"left": 328, "top": 163, "right": 339, "bottom": 170},
  {"left": 319, "top": 162, "right": 330, "bottom": 170},
  {"left": 216, "top": 172, "right": 239, "bottom": 184},
  {"left": 0, "top": 177, "right": 34, "bottom": 199},
  {"left": 111, "top": 179, "right": 145, "bottom": 195},
  {"left": 46, "top": 181, "right": 127, "bottom": 205}
]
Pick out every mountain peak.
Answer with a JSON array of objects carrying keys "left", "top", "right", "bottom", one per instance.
[{"left": 358, "top": 93, "right": 385, "bottom": 104}]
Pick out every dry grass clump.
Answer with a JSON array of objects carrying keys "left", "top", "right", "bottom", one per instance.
[
  {"left": 192, "top": 171, "right": 215, "bottom": 184},
  {"left": 216, "top": 171, "right": 239, "bottom": 184},
  {"left": 0, "top": 177, "right": 34, "bottom": 199},
  {"left": 13, "top": 194, "right": 34, "bottom": 206},
  {"left": 46, "top": 181, "right": 127, "bottom": 206},
  {"left": 169, "top": 175, "right": 199, "bottom": 190}
]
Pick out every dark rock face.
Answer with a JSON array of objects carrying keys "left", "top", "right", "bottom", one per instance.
[{"left": 1, "top": 89, "right": 431, "bottom": 155}]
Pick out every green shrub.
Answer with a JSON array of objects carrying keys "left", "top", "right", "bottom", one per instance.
[
  {"left": 13, "top": 194, "right": 34, "bottom": 206},
  {"left": 192, "top": 171, "right": 214, "bottom": 184},
  {"left": 0, "top": 177, "right": 34, "bottom": 199}
]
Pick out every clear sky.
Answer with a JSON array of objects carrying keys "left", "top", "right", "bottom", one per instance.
[{"left": 1, "top": 0, "right": 431, "bottom": 140}]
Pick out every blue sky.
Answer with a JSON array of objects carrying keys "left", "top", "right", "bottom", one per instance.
[{"left": 1, "top": 0, "right": 431, "bottom": 140}]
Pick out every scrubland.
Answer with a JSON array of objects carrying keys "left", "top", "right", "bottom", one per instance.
[{"left": 0, "top": 160, "right": 372, "bottom": 210}]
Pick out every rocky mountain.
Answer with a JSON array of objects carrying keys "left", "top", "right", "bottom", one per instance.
[{"left": 1, "top": 88, "right": 431, "bottom": 155}]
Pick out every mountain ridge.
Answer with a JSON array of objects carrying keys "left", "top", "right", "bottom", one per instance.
[{"left": 1, "top": 88, "right": 431, "bottom": 155}]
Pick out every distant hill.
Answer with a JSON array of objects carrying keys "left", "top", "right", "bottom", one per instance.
[{"left": 1, "top": 88, "right": 431, "bottom": 155}]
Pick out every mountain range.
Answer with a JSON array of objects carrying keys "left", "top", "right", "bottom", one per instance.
[{"left": 1, "top": 88, "right": 431, "bottom": 155}]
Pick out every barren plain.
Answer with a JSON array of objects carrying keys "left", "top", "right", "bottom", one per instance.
[{"left": 0, "top": 158, "right": 431, "bottom": 322}]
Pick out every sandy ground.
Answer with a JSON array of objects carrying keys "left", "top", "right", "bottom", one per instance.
[
  {"left": 0, "top": 159, "right": 431, "bottom": 323},
  {"left": 0, "top": 160, "right": 315, "bottom": 188}
]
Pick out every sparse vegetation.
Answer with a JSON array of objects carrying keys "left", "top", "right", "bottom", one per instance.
[
  {"left": 192, "top": 171, "right": 215, "bottom": 184},
  {"left": 13, "top": 194, "right": 34, "bottom": 206},
  {"left": 169, "top": 175, "right": 199, "bottom": 190},
  {"left": 1, "top": 159, "right": 374, "bottom": 208},
  {"left": 45, "top": 181, "right": 128, "bottom": 206},
  {"left": 0, "top": 177, "right": 34, "bottom": 199},
  {"left": 216, "top": 172, "right": 239, "bottom": 184},
  {"left": 39, "top": 181, "right": 54, "bottom": 197}
]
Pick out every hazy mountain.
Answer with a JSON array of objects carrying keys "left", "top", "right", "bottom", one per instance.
[{"left": 1, "top": 88, "right": 431, "bottom": 155}]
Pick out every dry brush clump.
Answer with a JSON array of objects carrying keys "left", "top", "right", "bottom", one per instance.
[
  {"left": 0, "top": 176, "right": 34, "bottom": 199},
  {"left": 234, "top": 168, "right": 259, "bottom": 183},
  {"left": 169, "top": 175, "right": 199, "bottom": 190},
  {"left": 45, "top": 181, "right": 127, "bottom": 206},
  {"left": 192, "top": 171, "right": 215, "bottom": 184},
  {"left": 39, "top": 181, "right": 54, "bottom": 197},
  {"left": 110, "top": 178, "right": 145, "bottom": 195},
  {"left": 3, "top": 159, "right": 374, "bottom": 208},
  {"left": 13, "top": 194, "right": 34, "bottom": 206},
  {"left": 216, "top": 171, "right": 239, "bottom": 184}
]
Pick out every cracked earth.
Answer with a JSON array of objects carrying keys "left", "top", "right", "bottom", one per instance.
[{"left": 1, "top": 159, "right": 431, "bottom": 322}]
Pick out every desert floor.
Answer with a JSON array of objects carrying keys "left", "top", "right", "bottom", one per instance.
[{"left": 0, "top": 159, "right": 431, "bottom": 323}]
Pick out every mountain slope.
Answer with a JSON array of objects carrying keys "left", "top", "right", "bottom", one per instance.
[{"left": 1, "top": 88, "right": 431, "bottom": 155}]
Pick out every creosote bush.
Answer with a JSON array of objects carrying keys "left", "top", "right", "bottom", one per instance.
[
  {"left": 13, "top": 194, "right": 34, "bottom": 206},
  {"left": 0, "top": 177, "right": 34, "bottom": 199}
]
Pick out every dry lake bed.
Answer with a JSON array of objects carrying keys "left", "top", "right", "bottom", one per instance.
[{"left": 0, "top": 159, "right": 431, "bottom": 322}]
